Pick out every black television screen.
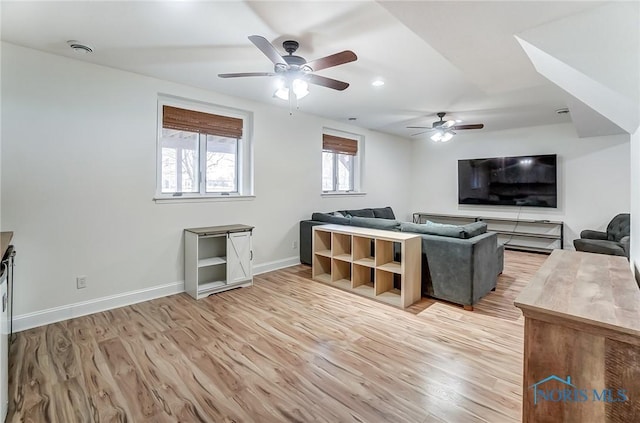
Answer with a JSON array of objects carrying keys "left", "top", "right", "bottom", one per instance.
[{"left": 458, "top": 154, "right": 557, "bottom": 208}]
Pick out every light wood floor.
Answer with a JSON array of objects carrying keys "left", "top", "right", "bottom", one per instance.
[{"left": 8, "top": 250, "right": 548, "bottom": 423}]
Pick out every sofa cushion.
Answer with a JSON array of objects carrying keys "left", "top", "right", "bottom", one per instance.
[
  {"left": 573, "top": 239, "right": 627, "bottom": 257},
  {"left": 372, "top": 206, "right": 396, "bottom": 219},
  {"left": 350, "top": 216, "right": 400, "bottom": 231},
  {"left": 311, "top": 212, "right": 351, "bottom": 225},
  {"left": 399, "top": 221, "right": 487, "bottom": 239},
  {"left": 340, "top": 208, "right": 375, "bottom": 218}
]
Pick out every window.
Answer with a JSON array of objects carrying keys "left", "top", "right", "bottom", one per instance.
[
  {"left": 156, "top": 97, "right": 253, "bottom": 199},
  {"left": 322, "top": 131, "right": 362, "bottom": 193}
]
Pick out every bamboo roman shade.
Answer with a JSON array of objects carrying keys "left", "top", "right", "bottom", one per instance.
[
  {"left": 163, "top": 105, "right": 243, "bottom": 138},
  {"left": 322, "top": 134, "right": 358, "bottom": 155}
]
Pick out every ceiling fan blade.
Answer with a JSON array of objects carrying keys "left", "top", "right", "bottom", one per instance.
[
  {"left": 218, "top": 72, "right": 275, "bottom": 78},
  {"left": 442, "top": 120, "right": 456, "bottom": 128},
  {"left": 406, "top": 126, "right": 433, "bottom": 129},
  {"left": 307, "top": 74, "right": 349, "bottom": 91},
  {"left": 411, "top": 130, "right": 432, "bottom": 136},
  {"left": 305, "top": 50, "right": 357, "bottom": 72},
  {"left": 452, "top": 123, "right": 484, "bottom": 130},
  {"left": 248, "top": 35, "right": 287, "bottom": 66}
]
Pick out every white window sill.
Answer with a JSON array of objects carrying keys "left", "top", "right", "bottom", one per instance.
[
  {"left": 321, "top": 192, "right": 367, "bottom": 197},
  {"left": 154, "top": 195, "right": 256, "bottom": 204}
]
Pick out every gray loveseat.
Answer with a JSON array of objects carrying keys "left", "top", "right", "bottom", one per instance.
[{"left": 299, "top": 207, "right": 504, "bottom": 310}]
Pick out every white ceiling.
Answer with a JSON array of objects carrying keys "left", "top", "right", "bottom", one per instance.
[{"left": 1, "top": 1, "right": 624, "bottom": 138}]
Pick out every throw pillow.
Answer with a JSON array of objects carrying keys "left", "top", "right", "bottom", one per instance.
[
  {"left": 372, "top": 206, "right": 396, "bottom": 219},
  {"left": 343, "top": 208, "right": 376, "bottom": 218},
  {"left": 311, "top": 212, "right": 351, "bottom": 225}
]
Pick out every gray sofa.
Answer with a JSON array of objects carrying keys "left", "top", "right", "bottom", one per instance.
[{"left": 299, "top": 207, "right": 504, "bottom": 310}]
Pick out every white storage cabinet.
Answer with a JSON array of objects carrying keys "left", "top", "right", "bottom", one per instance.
[{"left": 185, "top": 225, "right": 254, "bottom": 299}]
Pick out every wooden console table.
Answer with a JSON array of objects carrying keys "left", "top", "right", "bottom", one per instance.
[
  {"left": 312, "top": 224, "right": 421, "bottom": 308},
  {"left": 515, "top": 250, "right": 640, "bottom": 422}
]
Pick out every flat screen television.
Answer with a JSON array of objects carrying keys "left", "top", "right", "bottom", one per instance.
[{"left": 458, "top": 154, "right": 557, "bottom": 208}]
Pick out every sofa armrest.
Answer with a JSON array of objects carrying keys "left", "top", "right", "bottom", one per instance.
[
  {"left": 580, "top": 230, "right": 608, "bottom": 240},
  {"left": 620, "top": 236, "right": 630, "bottom": 259},
  {"left": 299, "top": 220, "right": 326, "bottom": 265}
]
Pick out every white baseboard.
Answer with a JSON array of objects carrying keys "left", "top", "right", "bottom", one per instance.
[
  {"left": 253, "top": 256, "right": 300, "bottom": 275},
  {"left": 13, "top": 257, "right": 301, "bottom": 332},
  {"left": 13, "top": 281, "right": 184, "bottom": 333}
]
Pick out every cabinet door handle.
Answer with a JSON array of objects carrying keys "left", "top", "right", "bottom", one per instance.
[
  {"left": 2, "top": 294, "right": 5, "bottom": 313},
  {"left": 250, "top": 250, "right": 253, "bottom": 261}
]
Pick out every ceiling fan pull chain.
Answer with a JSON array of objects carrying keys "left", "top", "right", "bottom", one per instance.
[{"left": 289, "top": 90, "right": 293, "bottom": 116}]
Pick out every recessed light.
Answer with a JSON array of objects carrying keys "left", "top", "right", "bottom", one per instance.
[
  {"left": 67, "top": 40, "right": 93, "bottom": 54},
  {"left": 372, "top": 79, "right": 385, "bottom": 87}
]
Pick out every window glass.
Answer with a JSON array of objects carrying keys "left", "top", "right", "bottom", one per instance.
[
  {"left": 206, "top": 135, "right": 238, "bottom": 193},
  {"left": 160, "top": 129, "right": 199, "bottom": 193}
]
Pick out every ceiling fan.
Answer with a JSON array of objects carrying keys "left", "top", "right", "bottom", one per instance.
[
  {"left": 408, "top": 112, "right": 484, "bottom": 142},
  {"left": 218, "top": 35, "right": 357, "bottom": 102}
]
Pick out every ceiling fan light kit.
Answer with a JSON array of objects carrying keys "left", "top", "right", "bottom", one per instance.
[
  {"left": 408, "top": 112, "right": 484, "bottom": 141},
  {"left": 274, "top": 77, "right": 309, "bottom": 101},
  {"left": 431, "top": 130, "right": 454, "bottom": 142},
  {"left": 273, "top": 78, "right": 309, "bottom": 101},
  {"left": 218, "top": 35, "right": 357, "bottom": 111}
]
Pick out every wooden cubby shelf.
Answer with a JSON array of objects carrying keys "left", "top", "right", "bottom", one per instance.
[{"left": 312, "top": 224, "right": 421, "bottom": 309}]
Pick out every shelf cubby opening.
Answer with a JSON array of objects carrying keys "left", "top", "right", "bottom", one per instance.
[
  {"left": 352, "top": 236, "right": 375, "bottom": 266},
  {"left": 198, "top": 265, "right": 227, "bottom": 287},
  {"left": 375, "top": 240, "right": 402, "bottom": 272},
  {"left": 312, "top": 254, "right": 331, "bottom": 282},
  {"left": 331, "top": 259, "right": 351, "bottom": 285},
  {"left": 314, "top": 229, "right": 332, "bottom": 257},
  {"left": 353, "top": 263, "right": 375, "bottom": 289},
  {"left": 375, "top": 269, "right": 402, "bottom": 298},
  {"left": 332, "top": 232, "right": 352, "bottom": 260},
  {"left": 198, "top": 235, "right": 226, "bottom": 262}
]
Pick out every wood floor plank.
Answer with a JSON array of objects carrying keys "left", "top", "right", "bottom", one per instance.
[
  {"left": 152, "top": 331, "right": 251, "bottom": 422},
  {"left": 124, "top": 331, "right": 212, "bottom": 422},
  {"left": 50, "top": 377, "right": 93, "bottom": 423},
  {"left": 98, "top": 337, "right": 165, "bottom": 422},
  {"left": 9, "top": 329, "right": 55, "bottom": 422},
  {"left": 76, "top": 337, "right": 132, "bottom": 423},
  {"left": 8, "top": 250, "right": 547, "bottom": 422},
  {"left": 45, "top": 322, "right": 82, "bottom": 383}
]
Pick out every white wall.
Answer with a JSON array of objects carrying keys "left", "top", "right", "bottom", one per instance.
[
  {"left": 409, "top": 123, "right": 630, "bottom": 248},
  {"left": 631, "top": 127, "right": 640, "bottom": 280},
  {"left": 0, "top": 42, "right": 412, "bottom": 317}
]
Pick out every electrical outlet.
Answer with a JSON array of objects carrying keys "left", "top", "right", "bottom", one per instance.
[
  {"left": 292, "top": 241, "right": 298, "bottom": 249},
  {"left": 76, "top": 276, "right": 87, "bottom": 289}
]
